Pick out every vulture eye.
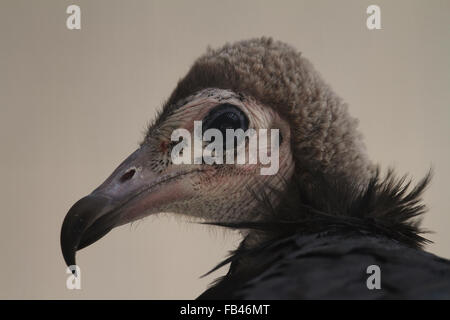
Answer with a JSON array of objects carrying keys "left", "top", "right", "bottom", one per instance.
[{"left": 202, "top": 103, "right": 249, "bottom": 137}]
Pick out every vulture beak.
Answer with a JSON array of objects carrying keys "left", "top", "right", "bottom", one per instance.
[
  {"left": 61, "top": 146, "right": 185, "bottom": 268},
  {"left": 60, "top": 194, "right": 118, "bottom": 268}
]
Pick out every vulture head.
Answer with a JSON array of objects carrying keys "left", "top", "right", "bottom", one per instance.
[{"left": 62, "top": 38, "right": 421, "bottom": 273}]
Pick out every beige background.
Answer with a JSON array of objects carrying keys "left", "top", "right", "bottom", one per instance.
[{"left": 0, "top": 0, "right": 449, "bottom": 299}]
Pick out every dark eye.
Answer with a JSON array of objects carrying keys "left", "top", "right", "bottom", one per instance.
[{"left": 202, "top": 103, "right": 249, "bottom": 136}]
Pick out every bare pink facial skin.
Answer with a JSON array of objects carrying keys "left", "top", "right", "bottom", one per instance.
[{"left": 91, "top": 88, "right": 294, "bottom": 226}]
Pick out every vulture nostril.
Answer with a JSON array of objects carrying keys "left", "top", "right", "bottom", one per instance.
[{"left": 119, "top": 168, "right": 136, "bottom": 183}]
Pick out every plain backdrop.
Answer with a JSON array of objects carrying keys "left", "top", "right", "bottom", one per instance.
[{"left": 0, "top": 0, "right": 449, "bottom": 299}]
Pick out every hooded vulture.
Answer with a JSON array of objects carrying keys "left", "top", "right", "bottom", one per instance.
[{"left": 61, "top": 38, "right": 450, "bottom": 299}]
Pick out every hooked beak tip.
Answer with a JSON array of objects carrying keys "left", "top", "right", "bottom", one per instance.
[{"left": 60, "top": 195, "right": 115, "bottom": 268}]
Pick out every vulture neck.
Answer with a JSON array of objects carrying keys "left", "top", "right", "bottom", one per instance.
[{"left": 207, "top": 169, "right": 431, "bottom": 277}]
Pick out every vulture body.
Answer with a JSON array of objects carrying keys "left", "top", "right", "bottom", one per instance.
[
  {"left": 199, "top": 233, "right": 450, "bottom": 299},
  {"left": 199, "top": 172, "right": 450, "bottom": 299},
  {"left": 61, "top": 38, "right": 450, "bottom": 299}
]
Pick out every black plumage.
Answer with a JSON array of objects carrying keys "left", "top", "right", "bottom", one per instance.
[
  {"left": 199, "top": 233, "right": 450, "bottom": 299},
  {"left": 199, "top": 169, "right": 450, "bottom": 299}
]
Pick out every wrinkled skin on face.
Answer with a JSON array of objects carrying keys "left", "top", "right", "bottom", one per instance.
[{"left": 61, "top": 88, "right": 294, "bottom": 267}]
